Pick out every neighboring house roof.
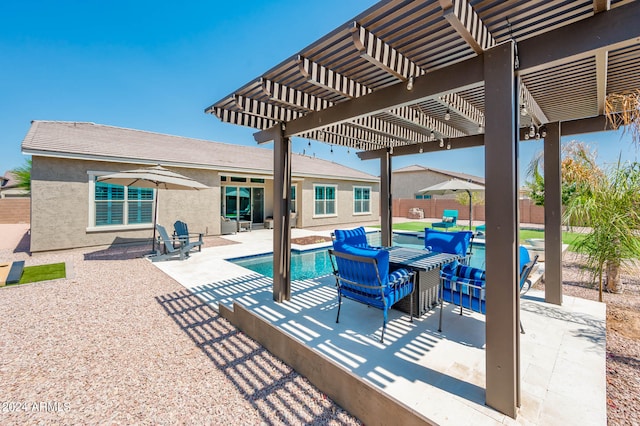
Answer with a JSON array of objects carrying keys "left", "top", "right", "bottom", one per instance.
[
  {"left": 21, "top": 121, "right": 378, "bottom": 182},
  {"left": 1, "top": 171, "right": 19, "bottom": 189},
  {"left": 393, "top": 164, "right": 484, "bottom": 185}
]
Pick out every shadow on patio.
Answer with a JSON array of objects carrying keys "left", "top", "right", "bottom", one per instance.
[{"left": 155, "top": 287, "right": 358, "bottom": 424}]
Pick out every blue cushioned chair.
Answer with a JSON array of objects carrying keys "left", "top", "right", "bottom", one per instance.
[
  {"left": 432, "top": 209, "right": 458, "bottom": 230},
  {"left": 438, "top": 245, "right": 538, "bottom": 333},
  {"left": 333, "top": 226, "right": 373, "bottom": 248},
  {"left": 424, "top": 229, "right": 473, "bottom": 271},
  {"left": 328, "top": 243, "right": 415, "bottom": 343}
]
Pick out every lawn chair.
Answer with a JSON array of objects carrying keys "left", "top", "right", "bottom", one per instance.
[
  {"left": 432, "top": 209, "right": 458, "bottom": 230},
  {"left": 151, "top": 224, "right": 193, "bottom": 262},
  {"left": 438, "top": 245, "right": 539, "bottom": 333},
  {"left": 329, "top": 243, "right": 415, "bottom": 343},
  {"left": 173, "top": 220, "right": 203, "bottom": 253}
]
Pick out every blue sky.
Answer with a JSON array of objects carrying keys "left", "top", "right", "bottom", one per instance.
[{"left": 1, "top": 0, "right": 637, "bottom": 183}]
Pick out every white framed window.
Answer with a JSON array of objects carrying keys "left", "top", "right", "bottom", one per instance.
[
  {"left": 313, "top": 184, "right": 337, "bottom": 217},
  {"left": 353, "top": 186, "right": 371, "bottom": 214},
  {"left": 87, "top": 172, "right": 155, "bottom": 231}
]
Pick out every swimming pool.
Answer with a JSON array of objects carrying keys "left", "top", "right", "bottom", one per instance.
[{"left": 229, "top": 232, "right": 485, "bottom": 280}]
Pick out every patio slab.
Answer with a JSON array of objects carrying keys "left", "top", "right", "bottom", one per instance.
[{"left": 153, "top": 229, "right": 606, "bottom": 425}]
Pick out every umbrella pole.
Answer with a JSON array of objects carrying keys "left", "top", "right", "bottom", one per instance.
[
  {"left": 152, "top": 185, "right": 159, "bottom": 253},
  {"left": 467, "top": 190, "right": 473, "bottom": 230}
]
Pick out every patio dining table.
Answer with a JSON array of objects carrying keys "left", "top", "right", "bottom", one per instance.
[{"left": 386, "top": 247, "right": 461, "bottom": 316}]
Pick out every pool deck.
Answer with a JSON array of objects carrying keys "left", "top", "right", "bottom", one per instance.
[{"left": 154, "top": 226, "right": 606, "bottom": 425}]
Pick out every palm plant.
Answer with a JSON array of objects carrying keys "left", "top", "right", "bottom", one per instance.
[
  {"left": 525, "top": 141, "right": 601, "bottom": 207},
  {"left": 12, "top": 158, "right": 31, "bottom": 193},
  {"left": 564, "top": 161, "right": 640, "bottom": 300}
]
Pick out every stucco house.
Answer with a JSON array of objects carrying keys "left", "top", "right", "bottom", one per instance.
[
  {"left": 21, "top": 121, "right": 379, "bottom": 252},
  {"left": 391, "top": 164, "right": 484, "bottom": 200}
]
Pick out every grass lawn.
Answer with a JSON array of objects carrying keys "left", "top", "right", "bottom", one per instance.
[
  {"left": 16, "top": 262, "right": 66, "bottom": 285},
  {"left": 381, "top": 222, "right": 586, "bottom": 251}
]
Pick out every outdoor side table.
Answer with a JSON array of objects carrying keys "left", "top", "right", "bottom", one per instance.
[
  {"left": 238, "top": 220, "right": 252, "bottom": 232},
  {"left": 387, "top": 247, "right": 460, "bottom": 317}
]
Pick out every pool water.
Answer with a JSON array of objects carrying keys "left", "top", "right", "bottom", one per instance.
[{"left": 230, "top": 232, "right": 485, "bottom": 280}]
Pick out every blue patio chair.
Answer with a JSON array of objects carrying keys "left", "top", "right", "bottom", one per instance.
[
  {"left": 151, "top": 224, "right": 194, "bottom": 262},
  {"left": 173, "top": 220, "right": 203, "bottom": 253},
  {"left": 438, "top": 245, "right": 539, "bottom": 333},
  {"left": 424, "top": 228, "right": 473, "bottom": 270},
  {"left": 328, "top": 243, "right": 415, "bottom": 343},
  {"left": 333, "top": 226, "right": 375, "bottom": 248},
  {"left": 432, "top": 209, "right": 458, "bottom": 230}
]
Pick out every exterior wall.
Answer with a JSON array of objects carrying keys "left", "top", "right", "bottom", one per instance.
[
  {"left": 299, "top": 178, "right": 380, "bottom": 228},
  {"left": 392, "top": 170, "right": 453, "bottom": 199},
  {"left": 30, "top": 157, "right": 380, "bottom": 251},
  {"left": 30, "top": 157, "right": 218, "bottom": 252},
  {"left": 0, "top": 188, "right": 30, "bottom": 198}
]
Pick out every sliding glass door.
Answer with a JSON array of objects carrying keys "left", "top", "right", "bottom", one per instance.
[{"left": 223, "top": 186, "right": 264, "bottom": 223}]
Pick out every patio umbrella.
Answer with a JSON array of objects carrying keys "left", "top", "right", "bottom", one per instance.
[
  {"left": 418, "top": 179, "right": 485, "bottom": 229},
  {"left": 97, "top": 165, "right": 208, "bottom": 251}
]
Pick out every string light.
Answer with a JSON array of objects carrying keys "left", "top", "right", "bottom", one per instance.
[
  {"left": 439, "top": 139, "right": 445, "bottom": 148},
  {"left": 444, "top": 109, "right": 451, "bottom": 121},
  {"left": 406, "top": 76, "right": 414, "bottom": 91}
]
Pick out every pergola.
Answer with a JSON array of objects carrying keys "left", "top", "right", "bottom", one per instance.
[{"left": 207, "top": 0, "right": 640, "bottom": 418}]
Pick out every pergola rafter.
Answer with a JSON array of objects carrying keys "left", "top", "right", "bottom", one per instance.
[
  {"left": 351, "top": 22, "right": 425, "bottom": 82},
  {"left": 297, "top": 55, "right": 371, "bottom": 99}
]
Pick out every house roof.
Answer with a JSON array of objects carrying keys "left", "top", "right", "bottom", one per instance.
[
  {"left": 393, "top": 164, "right": 484, "bottom": 185},
  {"left": 21, "top": 121, "right": 377, "bottom": 182},
  {"left": 0, "top": 171, "right": 18, "bottom": 189}
]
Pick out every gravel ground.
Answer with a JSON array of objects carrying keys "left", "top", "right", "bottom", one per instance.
[
  {"left": 534, "top": 252, "right": 640, "bottom": 426},
  {"left": 2, "top": 236, "right": 639, "bottom": 425},
  {"left": 0, "top": 240, "right": 359, "bottom": 425}
]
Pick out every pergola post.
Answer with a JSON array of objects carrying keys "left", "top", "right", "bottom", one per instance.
[
  {"left": 272, "top": 124, "right": 292, "bottom": 302},
  {"left": 544, "top": 122, "right": 563, "bottom": 305},
  {"left": 484, "top": 41, "right": 520, "bottom": 418},
  {"left": 380, "top": 149, "right": 393, "bottom": 247}
]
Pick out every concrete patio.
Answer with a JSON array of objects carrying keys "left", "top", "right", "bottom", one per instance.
[{"left": 154, "top": 227, "right": 606, "bottom": 425}]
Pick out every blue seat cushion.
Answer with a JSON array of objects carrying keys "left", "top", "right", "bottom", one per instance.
[
  {"left": 440, "top": 264, "right": 486, "bottom": 313},
  {"left": 333, "top": 227, "right": 370, "bottom": 248}
]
